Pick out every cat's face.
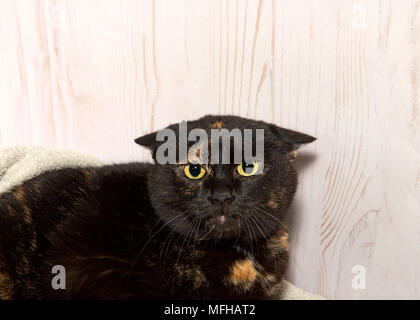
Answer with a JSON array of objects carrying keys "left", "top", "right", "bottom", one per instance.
[{"left": 135, "top": 115, "right": 315, "bottom": 245}]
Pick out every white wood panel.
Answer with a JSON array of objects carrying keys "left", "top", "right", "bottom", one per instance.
[{"left": 0, "top": 0, "right": 419, "bottom": 299}]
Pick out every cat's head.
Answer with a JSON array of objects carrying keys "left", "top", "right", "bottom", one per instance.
[{"left": 135, "top": 115, "right": 315, "bottom": 245}]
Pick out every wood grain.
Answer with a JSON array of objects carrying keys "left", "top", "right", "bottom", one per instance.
[{"left": 1, "top": 0, "right": 419, "bottom": 299}]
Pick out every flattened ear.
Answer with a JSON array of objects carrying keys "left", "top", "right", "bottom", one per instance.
[
  {"left": 269, "top": 125, "right": 316, "bottom": 161},
  {"left": 135, "top": 122, "right": 179, "bottom": 150},
  {"left": 134, "top": 131, "right": 158, "bottom": 150}
]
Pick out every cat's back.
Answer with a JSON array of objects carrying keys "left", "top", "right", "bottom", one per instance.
[
  {"left": 0, "top": 163, "right": 152, "bottom": 212},
  {"left": 0, "top": 162, "right": 153, "bottom": 221},
  {"left": 0, "top": 162, "right": 154, "bottom": 299}
]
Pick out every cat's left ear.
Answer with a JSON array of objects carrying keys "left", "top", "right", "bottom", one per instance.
[
  {"left": 135, "top": 123, "right": 180, "bottom": 159},
  {"left": 134, "top": 131, "right": 158, "bottom": 150},
  {"left": 269, "top": 125, "right": 316, "bottom": 161}
]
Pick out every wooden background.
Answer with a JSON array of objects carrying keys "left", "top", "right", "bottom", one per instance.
[{"left": 1, "top": 0, "right": 419, "bottom": 299}]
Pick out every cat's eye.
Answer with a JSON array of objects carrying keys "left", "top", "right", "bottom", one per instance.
[
  {"left": 184, "top": 164, "right": 206, "bottom": 180},
  {"left": 237, "top": 161, "right": 259, "bottom": 177}
]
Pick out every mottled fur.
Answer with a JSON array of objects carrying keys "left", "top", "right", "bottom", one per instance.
[{"left": 0, "top": 115, "right": 315, "bottom": 299}]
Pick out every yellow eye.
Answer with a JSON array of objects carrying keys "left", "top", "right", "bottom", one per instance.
[
  {"left": 237, "top": 161, "right": 259, "bottom": 176},
  {"left": 184, "top": 164, "right": 206, "bottom": 180}
]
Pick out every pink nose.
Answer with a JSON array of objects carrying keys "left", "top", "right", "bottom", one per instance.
[{"left": 217, "top": 215, "right": 226, "bottom": 224}]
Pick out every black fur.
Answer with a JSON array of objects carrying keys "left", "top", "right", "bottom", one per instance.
[{"left": 0, "top": 115, "right": 315, "bottom": 300}]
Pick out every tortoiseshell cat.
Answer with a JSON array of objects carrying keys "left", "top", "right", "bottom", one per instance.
[{"left": 0, "top": 115, "right": 315, "bottom": 300}]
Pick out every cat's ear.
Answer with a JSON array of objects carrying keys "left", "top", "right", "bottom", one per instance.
[
  {"left": 135, "top": 123, "right": 180, "bottom": 160},
  {"left": 134, "top": 131, "right": 158, "bottom": 150},
  {"left": 269, "top": 125, "right": 316, "bottom": 161}
]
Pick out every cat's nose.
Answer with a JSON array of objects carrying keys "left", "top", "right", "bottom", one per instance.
[
  {"left": 210, "top": 191, "right": 234, "bottom": 203},
  {"left": 209, "top": 183, "right": 234, "bottom": 204}
]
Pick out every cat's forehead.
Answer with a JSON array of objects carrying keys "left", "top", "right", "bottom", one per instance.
[
  {"left": 183, "top": 139, "right": 209, "bottom": 164},
  {"left": 174, "top": 116, "right": 269, "bottom": 165},
  {"left": 180, "top": 137, "right": 264, "bottom": 165}
]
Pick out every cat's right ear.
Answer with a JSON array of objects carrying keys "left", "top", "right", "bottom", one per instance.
[
  {"left": 134, "top": 131, "right": 158, "bottom": 150},
  {"left": 269, "top": 124, "right": 316, "bottom": 162}
]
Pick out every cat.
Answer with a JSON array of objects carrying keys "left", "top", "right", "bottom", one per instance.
[{"left": 0, "top": 115, "right": 315, "bottom": 300}]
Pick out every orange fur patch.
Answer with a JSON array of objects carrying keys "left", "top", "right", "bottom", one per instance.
[
  {"left": 268, "top": 194, "right": 280, "bottom": 208},
  {"left": 13, "top": 186, "right": 25, "bottom": 201},
  {"left": 211, "top": 121, "right": 223, "bottom": 129},
  {"left": 289, "top": 150, "right": 297, "bottom": 161},
  {"left": 0, "top": 272, "right": 13, "bottom": 300},
  {"left": 175, "top": 264, "right": 208, "bottom": 289},
  {"left": 279, "top": 232, "right": 289, "bottom": 251},
  {"left": 229, "top": 259, "right": 258, "bottom": 287},
  {"left": 184, "top": 140, "right": 208, "bottom": 164},
  {"left": 22, "top": 204, "right": 32, "bottom": 224},
  {"left": 268, "top": 229, "right": 289, "bottom": 253}
]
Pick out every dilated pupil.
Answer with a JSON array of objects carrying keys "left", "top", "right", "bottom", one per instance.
[
  {"left": 189, "top": 164, "right": 201, "bottom": 177},
  {"left": 242, "top": 162, "right": 254, "bottom": 174}
]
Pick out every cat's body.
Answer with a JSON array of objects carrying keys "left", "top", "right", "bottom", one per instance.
[{"left": 0, "top": 115, "right": 315, "bottom": 300}]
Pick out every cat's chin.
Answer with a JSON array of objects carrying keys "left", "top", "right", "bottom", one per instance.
[{"left": 204, "top": 214, "right": 242, "bottom": 239}]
